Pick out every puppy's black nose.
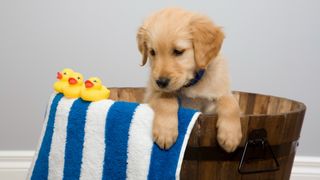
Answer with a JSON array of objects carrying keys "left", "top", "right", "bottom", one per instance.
[{"left": 156, "top": 77, "right": 170, "bottom": 88}]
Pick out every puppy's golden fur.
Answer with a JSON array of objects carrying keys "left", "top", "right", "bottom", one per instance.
[{"left": 137, "top": 8, "right": 242, "bottom": 152}]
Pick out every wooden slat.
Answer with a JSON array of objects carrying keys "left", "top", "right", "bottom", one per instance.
[
  {"left": 278, "top": 99, "right": 292, "bottom": 114},
  {"left": 245, "top": 93, "right": 256, "bottom": 114},
  {"left": 253, "top": 95, "right": 270, "bottom": 115},
  {"left": 281, "top": 111, "right": 305, "bottom": 143},
  {"left": 239, "top": 92, "right": 249, "bottom": 115},
  {"left": 247, "top": 115, "right": 286, "bottom": 145},
  {"left": 180, "top": 160, "right": 198, "bottom": 180},
  {"left": 267, "top": 96, "right": 280, "bottom": 115},
  {"left": 109, "top": 87, "right": 145, "bottom": 102},
  {"left": 198, "top": 161, "right": 216, "bottom": 180},
  {"left": 281, "top": 152, "right": 296, "bottom": 180},
  {"left": 198, "top": 160, "right": 241, "bottom": 180},
  {"left": 198, "top": 115, "right": 218, "bottom": 147},
  {"left": 290, "top": 101, "right": 300, "bottom": 111}
]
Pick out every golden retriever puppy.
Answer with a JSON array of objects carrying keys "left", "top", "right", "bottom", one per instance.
[{"left": 137, "top": 8, "right": 242, "bottom": 152}]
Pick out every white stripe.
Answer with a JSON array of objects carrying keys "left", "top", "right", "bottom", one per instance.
[
  {"left": 27, "top": 93, "right": 56, "bottom": 179},
  {"left": 126, "top": 104, "right": 154, "bottom": 180},
  {"left": 175, "top": 112, "right": 201, "bottom": 179},
  {"left": 80, "top": 100, "right": 114, "bottom": 180},
  {"left": 48, "top": 97, "right": 76, "bottom": 180}
]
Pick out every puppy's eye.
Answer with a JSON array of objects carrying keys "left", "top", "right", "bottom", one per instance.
[
  {"left": 149, "top": 49, "right": 156, "bottom": 56},
  {"left": 173, "top": 49, "right": 184, "bottom": 56}
]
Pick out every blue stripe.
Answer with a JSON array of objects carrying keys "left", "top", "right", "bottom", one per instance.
[
  {"left": 147, "top": 107, "right": 197, "bottom": 180},
  {"left": 102, "top": 101, "right": 139, "bottom": 180},
  {"left": 31, "top": 93, "right": 64, "bottom": 180},
  {"left": 63, "top": 99, "right": 91, "bottom": 180}
]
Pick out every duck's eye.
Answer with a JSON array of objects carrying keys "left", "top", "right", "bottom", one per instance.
[
  {"left": 173, "top": 49, "right": 184, "bottom": 56},
  {"left": 93, "top": 80, "right": 97, "bottom": 83},
  {"left": 77, "top": 77, "right": 80, "bottom": 80},
  {"left": 64, "top": 72, "right": 67, "bottom": 75},
  {"left": 149, "top": 49, "right": 156, "bottom": 56}
]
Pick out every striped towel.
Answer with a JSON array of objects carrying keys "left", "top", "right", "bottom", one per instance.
[{"left": 28, "top": 93, "right": 200, "bottom": 180}]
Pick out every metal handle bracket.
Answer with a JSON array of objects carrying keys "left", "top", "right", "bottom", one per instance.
[{"left": 238, "top": 128, "right": 280, "bottom": 174}]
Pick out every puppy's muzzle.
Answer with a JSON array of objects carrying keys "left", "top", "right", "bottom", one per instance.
[{"left": 156, "top": 77, "right": 170, "bottom": 88}]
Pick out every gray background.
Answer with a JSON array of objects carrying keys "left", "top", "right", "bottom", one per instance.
[{"left": 0, "top": 0, "right": 319, "bottom": 156}]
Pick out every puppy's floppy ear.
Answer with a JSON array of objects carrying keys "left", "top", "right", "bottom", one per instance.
[
  {"left": 136, "top": 27, "right": 148, "bottom": 66},
  {"left": 191, "top": 16, "right": 225, "bottom": 69}
]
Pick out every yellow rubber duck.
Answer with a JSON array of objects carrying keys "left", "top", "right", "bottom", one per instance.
[
  {"left": 81, "top": 77, "right": 110, "bottom": 102},
  {"left": 53, "top": 68, "right": 74, "bottom": 93},
  {"left": 63, "top": 72, "right": 84, "bottom": 99}
]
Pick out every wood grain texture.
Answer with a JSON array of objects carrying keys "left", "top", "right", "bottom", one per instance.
[
  {"left": 253, "top": 94, "right": 270, "bottom": 114},
  {"left": 109, "top": 88, "right": 306, "bottom": 180}
]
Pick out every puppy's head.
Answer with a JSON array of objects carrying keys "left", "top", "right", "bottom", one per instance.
[{"left": 137, "top": 8, "right": 224, "bottom": 92}]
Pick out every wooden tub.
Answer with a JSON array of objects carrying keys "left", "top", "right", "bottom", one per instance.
[{"left": 109, "top": 88, "right": 306, "bottom": 180}]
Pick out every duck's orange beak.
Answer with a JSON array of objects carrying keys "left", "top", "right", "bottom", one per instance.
[
  {"left": 57, "top": 72, "right": 62, "bottom": 79},
  {"left": 68, "top": 77, "right": 77, "bottom": 85},
  {"left": 85, "top": 80, "right": 94, "bottom": 88}
]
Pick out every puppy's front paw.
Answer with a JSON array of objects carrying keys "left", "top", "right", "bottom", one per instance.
[
  {"left": 217, "top": 118, "right": 242, "bottom": 153},
  {"left": 152, "top": 117, "right": 178, "bottom": 150}
]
